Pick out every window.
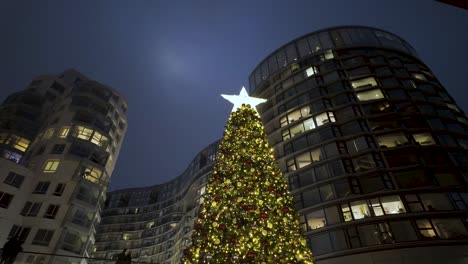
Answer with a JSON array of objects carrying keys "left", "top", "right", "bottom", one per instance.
[
  {"left": 59, "top": 126, "right": 70, "bottom": 138},
  {"left": 43, "top": 128, "right": 55, "bottom": 139},
  {"left": 91, "top": 131, "right": 108, "bottom": 147},
  {"left": 346, "top": 136, "right": 371, "bottom": 154},
  {"left": 352, "top": 154, "right": 378, "bottom": 172},
  {"left": 420, "top": 193, "right": 453, "bottom": 211},
  {"left": 83, "top": 167, "right": 103, "bottom": 184},
  {"left": 44, "top": 204, "right": 60, "bottom": 219},
  {"left": 53, "top": 183, "right": 66, "bottom": 196},
  {"left": 412, "top": 73, "right": 426, "bottom": 81},
  {"left": 32, "top": 229, "right": 54, "bottom": 246},
  {"left": 11, "top": 136, "right": 30, "bottom": 152},
  {"left": 380, "top": 196, "right": 405, "bottom": 214},
  {"left": 20, "top": 202, "right": 42, "bottom": 216},
  {"left": 356, "top": 89, "right": 384, "bottom": 101},
  {"left": 305, "top": 66, "right": 318, "bottom": 77},
  {"left": 50, "top": 144, "right": 66, "bottom": 154},
  {"left": 0, "top": 191, "right": 14, "bottom": 208},
  {"left": 377, "top": 133, "right": 408, "bottom": 148},
  {"left": 416, "top": 219, "right": 437, "bottom": 239},
  {"left": 74, "top": 126, "right": 93, "bottom": 140},
  {"left": 43, "top": 160, "right": 59, "bottom": 173},
  {"left": 3, "top": 172, "right": 25, "bottom": 188},
  {"left": 394, "top": 170, "right": 432, "bottom": 189},
  {"left": 33, "top": 181, "right": 50, "bottom": 194},
  {"left": 389, "top": 221, "right": 418, "bottom": 242},
  {"left": 432, "top": 218, "right": 468, "bottom": 239},
  {"left": 306, "top": 209, "right": 326, "bottom": 230},
  {"left": 8, "top": 225, "right": 31, "bottom": 242},
  {"left": 1, "top": 149, "right": 23, "bottom": 163},
  {"left": 413, "top": 133, "right": 435, "bottom": 145},
  {"left": 309, "top": 233, "right": 333, "bottom": 255},
  {"left": 350, "top": 200, "right": 371, "bottom": 219},
  {"left": 324, "top": 50, "right": 334, "bottom": 60},
  {"left": 351, "top": 77, "right": 377, "bottom": 90}
]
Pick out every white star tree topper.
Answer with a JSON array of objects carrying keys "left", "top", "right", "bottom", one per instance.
[{"left": 221, "top": 87, "right": 267, "bottom": 114}]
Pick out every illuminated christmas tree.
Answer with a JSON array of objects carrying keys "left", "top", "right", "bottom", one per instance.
[{"left": 184, "top": 88, "right": 313, "bottom": 263}]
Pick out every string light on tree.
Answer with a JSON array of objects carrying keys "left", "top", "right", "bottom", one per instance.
[{"left": 183, "top": 87, "right": 314, "bottom": 263}]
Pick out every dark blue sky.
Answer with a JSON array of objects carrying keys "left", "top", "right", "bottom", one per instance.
[{"left": 1, "top": 0, "right": 467, "bottom": 190}]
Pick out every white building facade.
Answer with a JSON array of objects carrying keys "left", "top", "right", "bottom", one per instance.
[{"left": 0, "top": 69, "right": 128, "bottom": 263}]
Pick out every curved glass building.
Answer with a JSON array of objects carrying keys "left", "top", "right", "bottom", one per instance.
[
  {"left": 92, "top": 141, "right": 219, "bottom": 263},
  {"left": 249, "top": 26, "right": 468, "bottom": 263}
]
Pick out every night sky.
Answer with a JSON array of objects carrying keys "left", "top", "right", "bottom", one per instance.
[{"left": 1, "top": 1, "right": 467, "bottom": 191}]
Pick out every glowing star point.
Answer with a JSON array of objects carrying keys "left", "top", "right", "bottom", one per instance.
[{"left": 221, "top": 87, "right": 267, "bottom": 113}]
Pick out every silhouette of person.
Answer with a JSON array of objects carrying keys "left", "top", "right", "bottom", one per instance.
[{"left": 1, "top": 235, "right": 22, "bottom": 264}]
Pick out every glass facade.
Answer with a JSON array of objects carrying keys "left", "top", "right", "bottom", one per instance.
[
  {"left": 92, "top": 141, "right": 218, "bottom": 263},
  {"left": 250, "top": 26, "right": 468, "bottom": 262}
]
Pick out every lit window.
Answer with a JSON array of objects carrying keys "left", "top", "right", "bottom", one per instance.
[
  {"left": 59, "top": 127, "right": 70, "bottom": 138},
  {"left": 380, "top": 196, "right": 405, "bottom": 215},
  {"left": 287, "top": 110, "right": 302, "bottom": 124},
  {"left": 305, "top": 66, "right": 319, "bottom": 77},
  {"left": 356, "top": 89, "right": 384, "bottom": 101},
  {"left": 446, "top": 103, "right": 460, "bottom": 112},
  {"left": 43, "top": 128, "right": 55, "bottom": 139},
  {"left": 340, "top": 204, "right": 353, "bottom": 221},
  {"left": 324, "top": 50, "right": 334, "bottom": 60},
  {"left": 416, "top": 219, "right": 437, "bottom": 239},
  {"left": 43, "top": 160, "right": 60, "bottom": 173},
  {"left": 91, "top": 131, "right": 108, "bottom": 147},
  {"left": 412, "top": 73, "right": 426, "bottom": 81},
  {"left": 413, "top": 133, "right": 435, "bottom": 145},
  {"left": 1, "top": 149, "right": 22, "bottom": 163},
  {"left": 74, "top": 126, "right": 93, "bottom": 141},
  {"left": 306, "top": 210, "right": 326, "bottom": 230},
  {"left": 351, "top": 77, "right": 377, "bottom": 89},
  {"left": 303, "top": 118, "right": 315, "bottom": 131},
  {"left": 296, "top": 152, "right": 312, "bottom": 169},
  {"left": 310, "top": 148, "right": 322, "bottom": 162},
  {"left": 44, "top": 204, "right": 60, "bottom": 219},
  {"left": 315, "top": 112, "right": 333, "bottom": 126},
  {"left": 83, "top": 167, "right": 102, "bottom": 184},
  {"left": 290, "top": 123, "right": 305, "bottom": 137},
  {"left": 350, "top": 200, "right": 370, "bottom": 220},
  {"left": 197, "top": 186, "right": 206, "bottom": 196},
  {"left": 377, "top": 133, "right": 408, "bottom": 148},
  {"left": 11, "top": 136, "right": 30, "bottom": 152}
]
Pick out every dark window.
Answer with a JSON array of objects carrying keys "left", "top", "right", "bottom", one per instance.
[
  {"left": 384, "top": 149, "right": 420, "bottom": 167},
  {"left": 20, "top": 202, "right": 42, "bottom": 216},
  {"left": 33, "top": 182, "right": 50, "bottom": 194},
  {"left": 53, "top": 183, "right": 66, "bottom": 196},
  {"left": 394, "top": 170, "right": 432, "bottom": 189},
  {"left": 309, "top": 233, "right": 333, "bottom": 255},
  {"left": 389, "top": 221, "right": 418, "bottom": 242},
  {"left": 3, "top": 172, "right": 25, "bottom": 188},
  {"left": 50, "top": 144, "right": 66, "bottom": 154},
  {"left": 8, "top": 225, "right": 31, "bottom": 242},
  {"left": 44, "top": 204, "right": 60, "bottom": 219},
  {"left": 0, "top": 192, "right": 14, "bottom": 208},
  {"left": 32, "top": 229, "right": 54, "bottom": 246}
]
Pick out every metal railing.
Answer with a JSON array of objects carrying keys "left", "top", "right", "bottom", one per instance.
[{"left": 0, "top": 249, "right": 154, "bottom": 264}]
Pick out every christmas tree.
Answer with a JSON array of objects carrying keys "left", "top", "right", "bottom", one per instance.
[{"left": 184, "top": 88, "right": 313, "bottom": 263}]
